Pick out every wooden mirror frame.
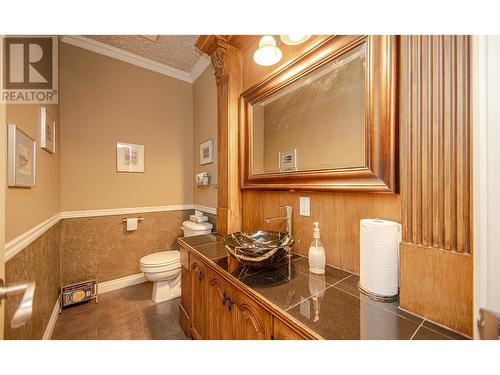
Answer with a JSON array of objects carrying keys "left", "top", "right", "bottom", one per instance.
[{"left": 240, "top": 35, "right": 398, "bottom": 193}]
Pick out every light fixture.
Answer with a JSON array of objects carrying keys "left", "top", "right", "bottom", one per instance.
[
  {"left": 280, "top": 34, "right": 311, "bottom": 45},
  {"left": 253, "top": 35, "right": 282, "bottom": 66}
]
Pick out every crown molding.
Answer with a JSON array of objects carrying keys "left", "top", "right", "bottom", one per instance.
[
  {"left": 61, "top": 36, "right": 194, "bottom": 83},
  {"left": 190, "top": 54, "right": 211, "bottom": 82}
]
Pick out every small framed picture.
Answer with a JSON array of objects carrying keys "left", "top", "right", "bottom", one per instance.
[
  {"left": 40, "top": 107, "right": 56, "bottom": 154},
  {"left": 200, "top": 139, "right": 214, "bottom": 165},
  {"left": 8, "top": 124, "right": 36, "bottom": 187},
  {"left": 279, "top": 149, "right": 297, "bottom": 172},
  {"left": 116, "top": 142, "right": 145, "bottom": 173}
]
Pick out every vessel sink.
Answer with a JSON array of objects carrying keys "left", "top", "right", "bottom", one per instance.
[{"left": 224, "top": 230, "right": 295, "bottom": 267}]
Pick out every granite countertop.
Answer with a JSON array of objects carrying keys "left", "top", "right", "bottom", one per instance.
[{"left": 177, "top": 234, "right": 468, "bottom": 340}]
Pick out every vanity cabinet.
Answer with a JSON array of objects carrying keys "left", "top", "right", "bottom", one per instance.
[
  {"left": 179, "top": 243, "right": 317, "bottom": 340},
  {"left": 189, "top": 254, "right": 208, "bottom": 339}
]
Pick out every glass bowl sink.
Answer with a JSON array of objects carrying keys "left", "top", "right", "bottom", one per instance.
[{"left": 224, "top": 230, "right": 295, "bottom": 268}]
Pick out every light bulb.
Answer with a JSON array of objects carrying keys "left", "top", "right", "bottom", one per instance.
[
  {"left": 280, "top": 34, "right": 311, "bottom": 45},
  {"left": 253, "top": 35, "right": 282, "bottom": 66}
]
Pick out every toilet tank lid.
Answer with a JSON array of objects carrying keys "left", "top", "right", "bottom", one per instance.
[
  {"left": 140, "top": 251, "right": 180, "bottom": 267},
  {"left": 182, "top": 220, "right": 213, "bottom": 231}
]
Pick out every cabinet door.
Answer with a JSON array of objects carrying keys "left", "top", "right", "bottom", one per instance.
[
  {"left": 190, "top": 254, "right": 207, "bottom": 339},
  {"left": 233, "top": 292, "right": 273, "bottom": 340},
  {"left": 273, "top": 317, "right": 305, "bottom": 340},
  {"left": 207, "top": 269, "right": 235, "bottom": 339},
  {"left": 179, "top": 246, "right": 190, "bottom": 337}
]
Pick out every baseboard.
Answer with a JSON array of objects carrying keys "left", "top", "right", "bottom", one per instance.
[
  {"left": 98, "top": 273, "right": 147, "bottom": 294},
  {"left": 43, "top": 295, "right": 60, "bottom": 340}
]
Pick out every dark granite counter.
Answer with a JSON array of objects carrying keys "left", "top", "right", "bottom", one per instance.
[{"left": 178, "top": 234, "right": 467, "bottom": 340}]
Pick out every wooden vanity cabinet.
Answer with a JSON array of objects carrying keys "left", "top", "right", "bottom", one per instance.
[
  {"left": 189, "top": 253, "right": 208, "bottom": 339},
  {"left": 179, "top": 243, "right": 314, "bottom": 340},
  {"left": 206, "top": 268, "right": 272, "bottom": 339}
]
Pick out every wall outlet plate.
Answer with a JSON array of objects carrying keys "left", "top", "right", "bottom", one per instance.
[{"left": 300, "top": 196, "right": 310, "bottom": 216}]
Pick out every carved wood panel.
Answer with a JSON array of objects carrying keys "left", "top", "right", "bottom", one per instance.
[
  {"left": 190, "top": 255, "right": 207, "bottom": 339},
  {"left": 400, "top": 35, "right": 471, "bottom": 253}
]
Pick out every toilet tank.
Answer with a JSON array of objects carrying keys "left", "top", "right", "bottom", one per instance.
[{"left": 182, "top": 220, "right": 213, "bottom": 237}]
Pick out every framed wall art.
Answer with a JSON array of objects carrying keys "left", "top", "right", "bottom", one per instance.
[
  {"left": 199, "top": 138, "right": 214, "bottom": 165},
  {"left": 116, "top": 142, "right": 144, "bottom": 173},
  {"left": 8, "top": 124, "right": 36, "bottom": 187},
  {"left": 40, "top": 107, "right": 56, "bottom": 154}
]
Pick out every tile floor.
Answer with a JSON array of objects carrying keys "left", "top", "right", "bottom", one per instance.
[{"left": 52, "top": 282, "right": 186, "bottom": 340}]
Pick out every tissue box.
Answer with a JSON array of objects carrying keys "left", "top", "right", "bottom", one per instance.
[{"left": 190, "top": 214, "right": 208, "bottom": 223}]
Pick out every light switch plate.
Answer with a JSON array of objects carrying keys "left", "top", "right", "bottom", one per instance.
[{"left": 300, "top": 196, "right": 310, "bottom": 216}]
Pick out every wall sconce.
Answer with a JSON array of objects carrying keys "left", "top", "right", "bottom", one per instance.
[
  {"left": 280, "top": 34, "right": 311, "bottom": 45},
  {"left": 253, "top": 35, "right": 282, "bottom": 66}
]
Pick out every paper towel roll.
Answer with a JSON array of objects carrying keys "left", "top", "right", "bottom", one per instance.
[{"left": 359, "top": 218, "right": 401, "bottom": 298}]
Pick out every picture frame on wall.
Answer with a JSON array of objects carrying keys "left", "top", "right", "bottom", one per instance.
[
  {"left": 8, "top": 124, "right": 36, "bottom": 187},
  {"left": 200, "top": 138, "right": 214, "bottom": 165},
  {"left": 40, "top": 107, "right": 56, "bottom": 154},
  {"left": 116, "top": 142, "right": 145, "bottom": 173}
]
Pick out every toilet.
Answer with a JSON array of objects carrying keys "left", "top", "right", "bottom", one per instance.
[
  {"left": 139, "top": 218, "right": 213, "bottom": 303},
  {"left": 140, "top": 251, "right": 181, "bottom": 303}
]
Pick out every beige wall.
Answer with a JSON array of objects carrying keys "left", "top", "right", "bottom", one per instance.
[
  {"left": 5, "top": 104, "right": 60, "bottom": 241},
  {"left": 193, "top": 65, "right": 217, "bottom": 208},
  {"left": 60, "top": 43, "right": 194, "bottom": 211}
]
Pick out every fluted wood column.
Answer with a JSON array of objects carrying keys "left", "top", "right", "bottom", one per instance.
[
  {"left": 399, "top": 35, "right": 472, "bottom": 336},
  {"left": 196, "top": 36, "right": 242, "bottom": 234}
]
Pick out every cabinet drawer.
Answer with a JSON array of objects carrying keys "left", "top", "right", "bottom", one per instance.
[{"left": 273, "top": 317, "right": 306, "bottom": 340}]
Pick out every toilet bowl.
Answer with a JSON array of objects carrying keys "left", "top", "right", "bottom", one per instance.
[{"left": 140, "top": 251, "right": 181, "bottom": 303}]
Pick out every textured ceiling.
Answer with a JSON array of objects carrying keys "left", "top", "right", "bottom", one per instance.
[{"left": 85, "top": 35, "right": 202, "bottom": 72}]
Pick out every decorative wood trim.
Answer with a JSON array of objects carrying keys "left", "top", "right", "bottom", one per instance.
[
  {"left": 193, "top": 204, "right": 217, "bottom": 215},
  {"left": 196, "top": 36, "right": 243, "bottom": 234},
  {"left": 240, "top": 35, "right": 399, "bottom": 192},
  {"left": 4, "top": 213, "right": 61, "bottom": 262},
  {"left": 400, "top": 35, "right": 471, "bottom": 253},
  {"left": 61, "top": 36, "right": 195, "bottom": 83}
]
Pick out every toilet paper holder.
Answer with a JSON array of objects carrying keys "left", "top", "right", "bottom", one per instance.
[{"left": 122, "top": 217, "right": 144, "bottom": 223}]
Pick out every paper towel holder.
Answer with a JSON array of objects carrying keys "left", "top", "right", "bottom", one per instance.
[
  {"left": 357, "top": 281, "right": 398, "bottom": 303},
  {"left": 122, "top": 217, "right": 144, "bottom": 223}
]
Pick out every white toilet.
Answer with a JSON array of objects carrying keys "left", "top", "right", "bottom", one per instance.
[
  {"left": 139, "top": 219, "right": 213, "bottom": 303},
  {"left": 140, "top": 251, "right": 181, "bottom": 303}
]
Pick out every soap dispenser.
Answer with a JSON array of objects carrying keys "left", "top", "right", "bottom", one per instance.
[{"left": 308, "top": 222, "right": 326, "bottom": 274}]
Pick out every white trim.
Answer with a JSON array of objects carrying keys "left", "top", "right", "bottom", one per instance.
[
  {"left": 193, "top": 204, "right": 217, "bottom": 216},
  {"left": 190, "top": 55, "right": 211, "bottom": 82},
  {"left": 98, "top": 273, "right": 147, "bottom": 294},
  {"left": 60, "top": 204, "right": 195, "bottom": 219},
  {"left": 4, "top": 204, "right": 217, "bottom": 261},
  {"left": 61, "top": 36, "right": 193, "bottom": 83},
  {"left": 4, "top": 213, "right": 61, "bottom": 262},
  {"left": 472, "top": 35, "right": 500, "bottom": 338},
  {"left": 43, "top": 295, "right": 60, "bottom": 340}
]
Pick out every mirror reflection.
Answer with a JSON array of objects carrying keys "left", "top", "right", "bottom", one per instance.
[{"left": 250, "top": 44, "right": 366, "bottom": 175}]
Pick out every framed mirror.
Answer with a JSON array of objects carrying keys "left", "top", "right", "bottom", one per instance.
[{"left": 240, "top": 35, "right": 398, "bottom": 192}]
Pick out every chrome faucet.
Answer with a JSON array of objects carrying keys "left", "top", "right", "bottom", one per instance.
[{"left": 264, "top": 205, "right": 292, "bottom": 236}]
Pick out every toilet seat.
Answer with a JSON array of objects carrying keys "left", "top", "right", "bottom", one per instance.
[{"left": 140, "top": 251, "right": 180, "bottom": 268}]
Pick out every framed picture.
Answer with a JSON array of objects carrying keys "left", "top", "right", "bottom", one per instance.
[
  {"left": 279, "top": 149, "right": 297, "bottom": 172},
  {"left": 8, "top": 124, "right": 36, "bottom": 187},
  {"left": 116, "top": 142, "right": 144, "bottom": 173},
  {"left": 200, "top": 139, "right": 214, "bottom": 165},
  {"left": 40, "top": 107, "right": 56, "bottom": 154}
]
